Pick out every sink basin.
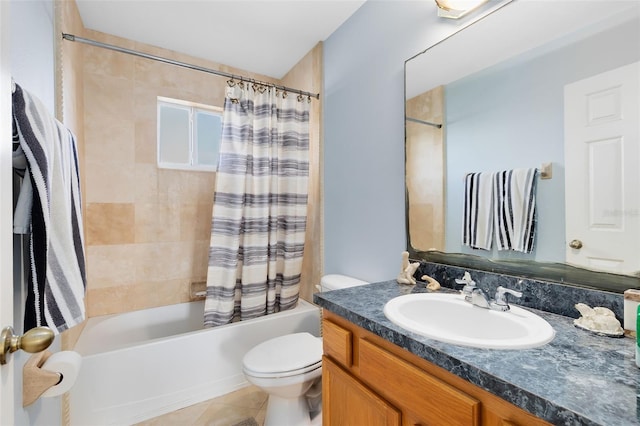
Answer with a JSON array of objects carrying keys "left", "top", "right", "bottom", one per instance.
[{"left": 383, "top": 293, "right": 555, "bottom": 349}]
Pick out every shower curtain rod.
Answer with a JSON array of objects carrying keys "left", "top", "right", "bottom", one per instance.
[
  {"left": 61, "top": 33, "right": 320, "bottom": 100},
  {"left": 406, "top": 116, "right": 442, "bottom": 129}
]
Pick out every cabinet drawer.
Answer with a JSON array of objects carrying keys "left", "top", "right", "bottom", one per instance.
[
  {"left": 359, "top": 339, "right": 480, "bottom": 426},
  {"left": 323, "top": 319, "right": 353, "bottom": 367}
]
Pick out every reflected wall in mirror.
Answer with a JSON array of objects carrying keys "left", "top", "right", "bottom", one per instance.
[{"left": 405, "top": 0, "right": 640, "bottom": 292}]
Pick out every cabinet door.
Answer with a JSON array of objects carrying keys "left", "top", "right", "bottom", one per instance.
[{"left": 323, "top": 356, "right": 401, "bottom": 426}]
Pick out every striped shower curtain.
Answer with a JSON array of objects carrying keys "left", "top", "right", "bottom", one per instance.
[{"left": 204, "top": 84, "right": 310, "bottom": 327}]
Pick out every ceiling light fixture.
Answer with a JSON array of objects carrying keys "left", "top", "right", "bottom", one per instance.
[{"left": 435, "top": 0, "right": 490, "bottom": 19}]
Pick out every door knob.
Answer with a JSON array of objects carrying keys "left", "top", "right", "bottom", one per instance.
[
  {"left": 569, "top": 239, "right": 583, "bottom": 249},
  {"left": 0, "top": 326, "right": 54, "bottom": 365}
]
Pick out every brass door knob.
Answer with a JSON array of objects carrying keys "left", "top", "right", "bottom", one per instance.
[
  {"left": 569, "top": 239, "right": 583, "bottom": 249},
  {"left": 0, "top": 326, "right": 54, "bottom": 365}
]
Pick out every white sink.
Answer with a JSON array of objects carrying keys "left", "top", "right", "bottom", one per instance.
[{"left": 383, "top": 293, "right": 555, "bottom": 349}]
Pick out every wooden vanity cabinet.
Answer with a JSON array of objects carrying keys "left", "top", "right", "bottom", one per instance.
[
  {"left": 323, "top": 356, "right": 401, "bottom": 426},
  {"left": 321, "top": 311, "right": 551, "bottom": 426}
]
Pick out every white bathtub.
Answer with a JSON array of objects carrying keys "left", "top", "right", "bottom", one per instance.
[{"left": 69, "top": 299, "right": 321, "bottom": 426}]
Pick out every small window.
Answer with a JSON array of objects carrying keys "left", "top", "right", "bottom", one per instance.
[{"left": 157, "top": 97, "right": 223, "bottom": 171}]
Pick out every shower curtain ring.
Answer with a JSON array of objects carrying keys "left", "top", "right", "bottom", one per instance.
[
  {"left": 297, "top": 94, "right": 304, "bottom": 102},
  {"left": 227, "top": 77, "right": 236, "bottom": 87}
]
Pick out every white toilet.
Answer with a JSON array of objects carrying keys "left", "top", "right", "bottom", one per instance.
[{"left": 242, "top": 274, "right": 369, "bottom": 426}]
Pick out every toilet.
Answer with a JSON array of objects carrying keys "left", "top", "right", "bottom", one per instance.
[{"left": 242, "top": 274, "right": 369, "bottom": 426}]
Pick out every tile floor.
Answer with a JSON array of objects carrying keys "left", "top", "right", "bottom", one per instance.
[{"left": 134, "top": 386, "right": 268, "bottom": 426}]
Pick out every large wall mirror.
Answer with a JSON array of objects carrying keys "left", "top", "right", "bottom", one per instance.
[{"left": 405, "top": 0, "right": 640, "bottom": 292}]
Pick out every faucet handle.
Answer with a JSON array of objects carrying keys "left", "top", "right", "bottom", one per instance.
[
  {"left": 457, "top": 279, "right": 476, "bottom": 302},
  {"left": 494, "top": 286, "right": 522, "bottom": 307}
]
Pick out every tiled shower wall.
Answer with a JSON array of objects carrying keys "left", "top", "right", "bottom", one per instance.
[
  {"left": 281, "top": 44, "right": 324, "bottom": 303},
  {"left": 56, "top": 0, "right": 86, "bottom": 348},
  {"left": 406, "top": 87, "right": 444, "bottom": 252},
  {"left": 80, "top": 30, "right": 322, "bottom": 316}
]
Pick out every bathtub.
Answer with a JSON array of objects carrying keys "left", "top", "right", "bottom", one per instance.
[{"left": 69, "top": 299, "right": 321, "bottom": 426}]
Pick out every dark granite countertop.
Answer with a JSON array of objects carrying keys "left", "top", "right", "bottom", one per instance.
[{"left": 314, "top": 280, "right": 640, "bottom": 426}]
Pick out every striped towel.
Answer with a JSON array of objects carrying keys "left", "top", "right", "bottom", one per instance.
[
  {"left": 12, "top": 83, "right": 86, "bottom": 334},
  {"left": 493, "top": 168, "right": 538, "bottom": 253},
  {"left": 462, "top": 172, "right": 495, "bottom": 250},
  {"left": 12, "top": 116, "right": 33, "bottom": 234}
]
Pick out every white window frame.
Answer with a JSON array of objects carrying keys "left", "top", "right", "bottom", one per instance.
[{"left": 157, "top": 96, "right": 223, "bottom": 172}]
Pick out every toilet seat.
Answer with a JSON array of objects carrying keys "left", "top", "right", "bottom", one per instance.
[
  {"left": 243, "top": 332, "right": 322, "bottom": 378},
  {"left": 244, "top": 360, "right": 322, "bottom": 379}
]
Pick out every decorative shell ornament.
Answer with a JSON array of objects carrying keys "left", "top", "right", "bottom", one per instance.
[
  {"left": 421, "top": 275, "right": 441, "bottom": 291},
  {"left": 573, "top": 303, "right": 624, "bottom": 337},
  {"left": 396, "top": 251, "right": 420, "bottom": 285}
]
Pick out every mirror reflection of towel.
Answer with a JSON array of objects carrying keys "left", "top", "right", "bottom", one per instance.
[
  {"left": 494, "top": 168, "right": 538, "bottom": 253},
  {"left": 462, "top": 172, "right": 495, "bottom": 250}
]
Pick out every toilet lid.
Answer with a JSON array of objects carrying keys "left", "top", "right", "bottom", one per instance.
[{"left": 243, "top": 332, "right": 322, "bottom": 376}]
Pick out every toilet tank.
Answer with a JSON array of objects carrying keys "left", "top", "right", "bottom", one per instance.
[{"left": 319, "top": 274, "right": 369, "bottom": 292}]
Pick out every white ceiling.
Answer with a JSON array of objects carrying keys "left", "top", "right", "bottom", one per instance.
[{"left": 75, "top": 0, "right": 367, "bottom": 79}]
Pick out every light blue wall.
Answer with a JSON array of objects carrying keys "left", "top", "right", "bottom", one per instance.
[
  {"left": 445, "top": 17, "right": 640, "bottom": 263},
  {"left": 323, "top": 1, "right": 461, "bottom": 282},
  {"left": 11, "top": 0, "right": 55, "bottom": 112}
]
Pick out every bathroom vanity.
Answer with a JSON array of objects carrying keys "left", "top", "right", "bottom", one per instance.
[{"left": 314, "top": 280, "right": 640, "bottom": 425}]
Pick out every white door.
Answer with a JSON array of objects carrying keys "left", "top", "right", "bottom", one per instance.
[
  {"left": 564, "top": 61, "right": 640, "bottom": 274},
  {"left": 0, "top": 0, "right": 16, "bottom": 423}
]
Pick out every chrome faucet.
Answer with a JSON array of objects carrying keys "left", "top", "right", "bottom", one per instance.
[
  {"left": 470, "top": 286, "right": 522, "bottom": 312},
  {"left": 456, "top": 272, "right": 477, "bottom": 303}
]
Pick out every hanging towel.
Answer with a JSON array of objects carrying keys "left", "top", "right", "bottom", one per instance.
[
  {"left": 12, "top": 117, "right": 33, "bottom": 234},
  {"left": 493, "top": 168, "right": 538, "bottom": 253},
  {"left": 12, "top": 83, "right": 86, "bottom": 334},
  {"left": 462, "top": 172, "right": 495, "bottom": 250}
]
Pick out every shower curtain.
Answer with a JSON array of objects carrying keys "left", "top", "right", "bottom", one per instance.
[{"left": 204, "top": 84, "right": 310, "bottom": 327}]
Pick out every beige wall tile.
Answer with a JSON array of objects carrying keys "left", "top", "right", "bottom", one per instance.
[
  {"left": 134, "top": 163, "right": 159, "bottom": 203},
  {"left": 84, "top": 108, "right": 135, "bottom": 165},
  {"left": 134, "top": 118, "right": 156, "bottom": 164},
  {"left": 83, "top": 43, "right": 134, "bottom": 80},
  {"left": 191, "top": 239, "right": 211, "bottom": 281},
  {"left": 84, "top": 72, "right": 134, "bottom": 122},
  {"left": 84, "top": 158, "right": 135, "bottom": 203},
  {"left": 134, "top": 202, "right": 181, "bottom": 243},
  {"left": 86, "top": 244, "right": 138, "bottom": 289},
  {"left": 157, "top": 168, "right": 216, "bottom": 205},
  {"left": 132, "top": 85, "right": 159, "bottom": 124},
  {"left": 134, "top": 58, "right": 192, "bottom": 92},
  {"left": 86, "top": 279, "right": 190, "bottom": 316},
  {"left": 134, "top": 242, "right": 194, "bottom": 282},
  {"left": 86, "top": 203, "right": 135, "bottom": 245},
  {"left": 181, "top": 203, "right": 214, "bottom": 242},
  {"left": 181, "top": 170, "right": 216, "bottom": 204}
]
